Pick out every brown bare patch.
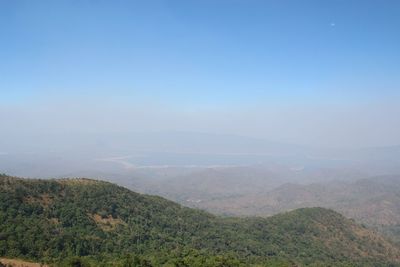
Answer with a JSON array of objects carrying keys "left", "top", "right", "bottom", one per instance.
[
  {"left": 48, "top": 218, "right": 60, "bottom": 225},
  {"left": 24, "top": 194, "right": 53, "bottom": 208},
  {"left": 0, "top": 258, "right": 48, "bottom": 267},
  {"left": 89, "top": 213, "right": 126, "bottom": 231}
]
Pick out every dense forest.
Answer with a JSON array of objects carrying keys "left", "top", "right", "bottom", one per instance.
[{"left": 0, "top": 174, "right": 400, "bottom": 267}]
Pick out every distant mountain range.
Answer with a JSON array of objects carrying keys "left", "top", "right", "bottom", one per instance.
[{"left": 2, "top": 132, "right": 400, "bottom": 178}]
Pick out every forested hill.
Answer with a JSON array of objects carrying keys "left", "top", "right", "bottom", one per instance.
[{"left": 1, "top": 174, "right": 400, "bottom": 267}]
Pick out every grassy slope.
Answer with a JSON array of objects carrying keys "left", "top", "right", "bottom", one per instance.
[{"left": 0, "top": 174, "right": 399, "bottom": 266}]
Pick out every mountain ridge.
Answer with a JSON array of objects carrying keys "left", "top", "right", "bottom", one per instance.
[{"left": 1, "top": 174, "right": 400, "bottom": 266}]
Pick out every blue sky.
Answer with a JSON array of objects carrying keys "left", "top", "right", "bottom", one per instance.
[{"left": 1, "top": 0, "right": 400, "bottom": 147}]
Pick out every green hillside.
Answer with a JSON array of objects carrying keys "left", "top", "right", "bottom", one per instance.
[{"left": 0, "top": 174, "right": 399, "bottom": 267}]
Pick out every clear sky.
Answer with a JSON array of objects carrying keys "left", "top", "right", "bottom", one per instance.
[{"left": 1, "top": 0, "right": 400, "bottom": 148}]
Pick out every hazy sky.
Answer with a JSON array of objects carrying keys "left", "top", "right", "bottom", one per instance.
[{"left": 1, "top": 0, "right": 400, "bottom": 148}]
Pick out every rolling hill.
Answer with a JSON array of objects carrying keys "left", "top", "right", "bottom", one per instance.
[
  {"left": 125, "top": 170, "right": 400, "bottom": 245},
  {"left": 0, "top": 174, "right": 400, "bottom": 266}
]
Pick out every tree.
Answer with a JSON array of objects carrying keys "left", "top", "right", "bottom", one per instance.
[{"left": 62, "top": 256, "right": 91, "bottom": 267}]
